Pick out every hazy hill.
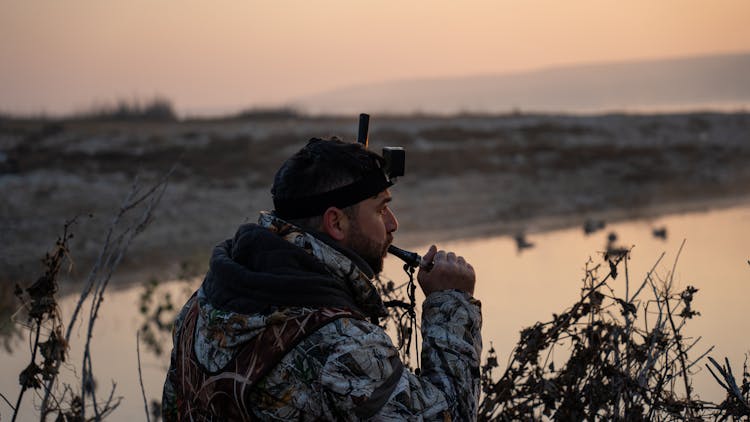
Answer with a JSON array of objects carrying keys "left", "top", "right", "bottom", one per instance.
[{"left": 294, "top": 52, "right": 750, "bottom": 114}]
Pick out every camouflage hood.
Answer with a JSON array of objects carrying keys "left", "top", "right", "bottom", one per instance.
[
  {"left": 201, "top": 211, "right": 387, "bottom": 322},
  {"left": 163, "top": 211, "right": 483, "bottom": 420}
]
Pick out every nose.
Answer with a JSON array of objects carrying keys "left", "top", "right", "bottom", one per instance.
[{"left": 385, "top": 207, "right": 398, "bottom": 233}]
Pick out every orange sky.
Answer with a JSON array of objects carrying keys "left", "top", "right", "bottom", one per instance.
[{"left": 2, "top": 0, "right": 749, "bottom": 115}]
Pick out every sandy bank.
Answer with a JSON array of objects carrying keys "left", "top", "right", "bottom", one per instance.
[{"left": 2, "top": 112, "right": 749, "bottom": 287}]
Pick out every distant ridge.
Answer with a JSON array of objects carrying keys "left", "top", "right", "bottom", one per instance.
[{"left": 293, "top": 52, "right": 750, "bottom": 114}]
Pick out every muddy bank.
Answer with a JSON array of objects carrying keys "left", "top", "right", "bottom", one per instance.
[{"left": 2, "top": 112, "right": 749, "bottom": 287}]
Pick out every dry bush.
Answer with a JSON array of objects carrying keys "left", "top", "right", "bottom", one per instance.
[
  {"left": 478, "top": 244, "right": 750, "bottom": 421},
  {"left": 75, "top": 98, "right": 176, "bottom": 122},
  {"left": 2, "top": 172, "right": 170, "bottom": 421}
]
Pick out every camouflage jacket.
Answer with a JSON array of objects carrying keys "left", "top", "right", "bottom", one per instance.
[{"left": 162, "top": 212, "right": 482, "bottom": 421}]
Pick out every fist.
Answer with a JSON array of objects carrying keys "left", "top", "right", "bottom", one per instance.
[{"left": 417, "top": 245, "right": 476, "bottom": 296}]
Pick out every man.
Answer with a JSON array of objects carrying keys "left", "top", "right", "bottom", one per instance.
[{"left": 162, "top": 137, "right": 482, "bottom": 421}]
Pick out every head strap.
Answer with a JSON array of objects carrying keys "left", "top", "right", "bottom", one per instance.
[{"left": 273, "top": 168, "right": 393, "bottom": 220}]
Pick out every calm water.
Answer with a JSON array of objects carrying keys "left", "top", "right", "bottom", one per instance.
[{"left": 2, "top": 204, "right": 749, "bottom": 420}]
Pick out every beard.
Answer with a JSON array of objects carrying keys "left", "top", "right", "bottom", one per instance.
[{"left": 346, "top": 225, "right": 391, "bottom": 275}]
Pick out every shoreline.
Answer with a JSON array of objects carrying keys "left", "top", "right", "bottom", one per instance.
[{"left": 393, "top": 192, "right": 750, "bottom": 249}]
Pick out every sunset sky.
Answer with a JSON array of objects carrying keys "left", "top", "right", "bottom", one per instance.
[{"left": 2, "top": 0, "right": 749, "bottom": 116}]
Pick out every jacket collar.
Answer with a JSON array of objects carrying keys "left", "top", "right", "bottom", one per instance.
[{"left": 257, "top": 211, "right": 386, "bottom": 318}]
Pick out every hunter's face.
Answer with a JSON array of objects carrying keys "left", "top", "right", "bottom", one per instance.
[{"left": 345, "top": 189, "right": 398, "bottom": 274}]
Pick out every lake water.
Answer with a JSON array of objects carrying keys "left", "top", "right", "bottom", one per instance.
[{"left": 2, "top": 204, "right": 749, "bottom": 420}]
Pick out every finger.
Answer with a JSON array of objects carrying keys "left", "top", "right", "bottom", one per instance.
[
  {"left": 457, "top": 256, "right": 466, "bottom": 265},
  {"left": 434, "top": 249, "right": 447, "bottom": 263},
  {"left": 419, "top": 259, "right": 434, "bottom": 272},
  {"left": 422, "top": 245, "right": 438, "bottom": 263}
]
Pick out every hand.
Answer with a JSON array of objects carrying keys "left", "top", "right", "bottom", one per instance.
[{"left": 417, "top": 245, "right": 475, "bottom": 296}]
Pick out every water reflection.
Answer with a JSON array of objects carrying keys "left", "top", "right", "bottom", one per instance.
[
  {"left": 0, "top": 278, "right": 199, "bottom": 421},
  {"left": 0, "top": 284, "right": 23, "bottom": 354},
  {"left": 1, "top": 204, "right": 748, "bottom": 419}
]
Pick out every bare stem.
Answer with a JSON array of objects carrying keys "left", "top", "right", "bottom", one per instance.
[
  {"left": 137, "top": 330, "right": 152, "bottom": 422},
  {"left": 12, "top": 322, "right": 41, "bottom": 422},
  {"left": 0, "top": 392, "right": 14, "bottom": 410},
  {"left": 40, "top": 169, "right": 172, "bottom": 420}
]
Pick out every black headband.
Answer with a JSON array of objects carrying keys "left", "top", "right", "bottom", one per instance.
[{"left": 273, "top": 168, "right": 393, "bottom": 220}]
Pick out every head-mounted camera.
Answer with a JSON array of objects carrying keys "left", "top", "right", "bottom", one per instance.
[{"left": 357, "top": 113, "right": 405, "bottom": 180}]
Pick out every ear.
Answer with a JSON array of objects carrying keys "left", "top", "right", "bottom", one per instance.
[{"left": 321, "top": 207, "right": 349, "bottom": 241}]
